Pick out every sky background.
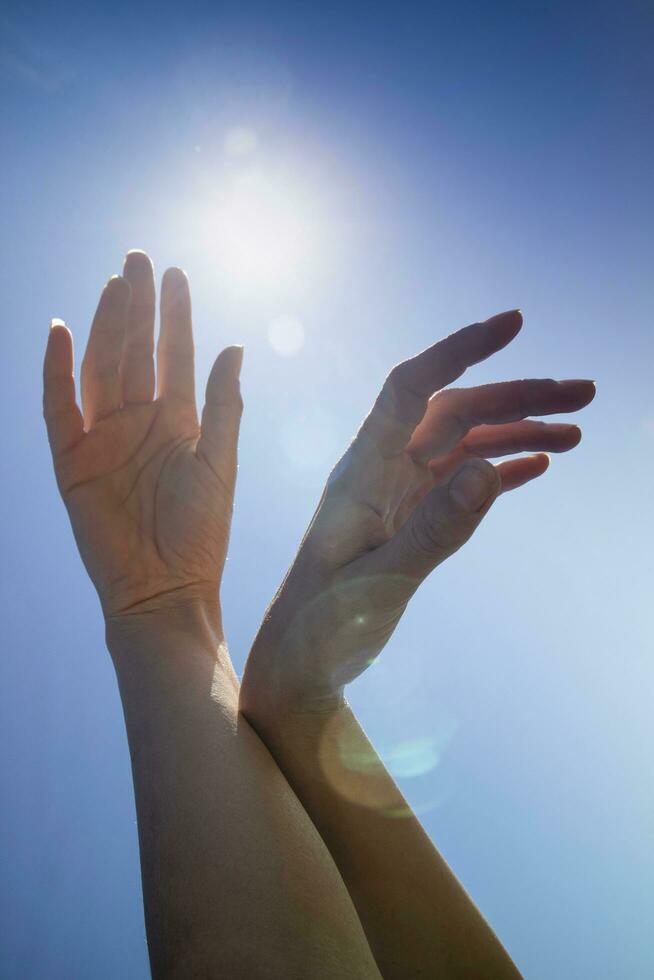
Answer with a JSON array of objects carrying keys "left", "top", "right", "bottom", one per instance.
[{"left": 1, "top": 1, "right": 653, "bottom": 977}]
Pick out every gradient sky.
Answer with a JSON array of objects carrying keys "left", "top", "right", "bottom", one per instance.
[{"left": 1, "top": 1, "right": 653, "bottom": 977}]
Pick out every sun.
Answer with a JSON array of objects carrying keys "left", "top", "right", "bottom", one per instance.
[{"left": 207, "top": 168, "right": 313, "bottom": 288}]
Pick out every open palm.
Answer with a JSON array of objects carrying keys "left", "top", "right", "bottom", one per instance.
[{"left": 43, "top": 251, "right": 243, "bottom": 619}]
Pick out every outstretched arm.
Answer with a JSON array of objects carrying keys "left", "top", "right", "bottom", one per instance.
[
  {"left": 44, "top": 252, "right": 381, "bottom": 980},
  {"left": 240, "top": 310, "right": 596, "bottom": 979},
  {"left": 108, "top": 606, "right": 381, "bottom": 980}
]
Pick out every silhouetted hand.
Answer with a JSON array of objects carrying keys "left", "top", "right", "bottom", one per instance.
[
  {"left": 241, "top": 310, "right": 595, "bottom": 714},
  {"left": 43, "top": 251, "right": 243, "bottom": 621}
]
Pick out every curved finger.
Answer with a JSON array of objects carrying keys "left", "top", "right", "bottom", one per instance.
[
  {"left": 356, "top": 310, "right": 523, "bottom": 458},
  {"left": 461, "top": 420, "right": 581, "bottom": 457},
  {"left": 353, "top": 459, "right": 501, "bottom": 589},
  {"left": 496, "top": 453, "right": 550, "bottom": 491},
  {"left": 408, "top": 378, "right": 595, "bottom": 462},
  {"left": 43, "top": 322, "right": 84, "bottom": 457},
  {"left": 81, "top": 276, "right": 131, "bottom": 428},
  {"left": 121, "top": 250, "right": 155, "bottom": 403},
  {"left": 158, "top": 267, "right": 195, "bottom": 404},
  {"left": 427, "top": 420, "right": 580, "bottom": 484},
  {"left": 196, "top": 346, "right": 244, "bottom": 487}
]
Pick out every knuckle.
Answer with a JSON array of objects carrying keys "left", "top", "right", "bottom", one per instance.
[
  {"left": 386, "top": 363, "right": 404, "bottom": 390},
  {"left": 406, "top": 512, "right": 446, "bottom": 557},
  {"left": 431, "top": 387, "right": 454, "bottom": 408},
  {"left": 407, "top": 502, "right": 467, "bottom": 558},
  {"left": 125, "top": 338, "right": 155, "bottom": 357},
  {"left": 383, "top": 363, "right": 426, "bottom": 427},
  {"left": 206, "top": 387, "right": 244, "bottom": 414},
  {"left": 438, "top": 342, "right": 466, "bottom": 382},
  {"left": 388, "top": 361, "right": 418, "bottom": 397}
]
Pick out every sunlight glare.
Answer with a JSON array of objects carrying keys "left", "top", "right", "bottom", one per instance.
[
  {"left": 224, "top": 126, "right": 258, "bottom": 155},
  {"left": 209, "top": 169, "right": 313, "bottom": 288},
  {"left": 268, "top": 314, "right": 304, "bottom": 356}
]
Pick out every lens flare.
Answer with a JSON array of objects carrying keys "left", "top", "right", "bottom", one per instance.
[{"left": 268, "top": 315, "right": 304, "bottom": 356}]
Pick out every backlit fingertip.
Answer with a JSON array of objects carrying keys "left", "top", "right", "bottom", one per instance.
[
  {"left": 164, "top": 265, "right": 187, "bottom": 279},
  {"left": 483, "top": 309, "right": 523, "bottom": 341},
  {"left": 124, "top": 250, "right": 153, "bottom": 273},
  {"left": 102, "top": 275, "right": 132, "bottom": 305},
  {"left": 486, "top": 308, "right": 522, "bottom": 322}
]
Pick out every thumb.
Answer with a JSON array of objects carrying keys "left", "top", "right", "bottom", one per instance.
[
  {"left": 196, "top": 345, "right": 244, "bottom": 483},
  {"left": 370, "top": 458, "right": 501, "bottom": 586}
]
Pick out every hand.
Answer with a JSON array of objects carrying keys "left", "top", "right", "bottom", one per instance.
[
  {"left": 241, "top": 310, "right": 595, "bottom": 713},
  {"left": 43, "top": 251, "right": 243, "bottom": 623}
]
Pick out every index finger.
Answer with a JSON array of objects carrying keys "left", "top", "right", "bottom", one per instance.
[{"left": 356, "top": 309, "right": 523, "bottom": 457}]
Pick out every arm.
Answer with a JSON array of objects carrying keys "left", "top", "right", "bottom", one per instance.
[
  {"left": 44, "top": 252, "right": 381, "bottom": 979},
  {"left": 238, "top": 697, "right": 521, "bottom": 980},
  {"left": 109, "top": 605, "right": 381, "bottom": 979},
  {"left": 240, "top": 310, "right": 596, "bottom": 979}
]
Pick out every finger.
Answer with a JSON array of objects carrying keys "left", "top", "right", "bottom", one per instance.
[
  {"left": 121, "top": 250, "right": 155, "bottom": 403},
  {"left": 158, "top": 267, "right": 195, "bottom": 403},
  {"left": 43, "top": 322, "right": 84, "bottom": 456},
  {"left": 407, "top": 378, "right": 596, "bottom": 462},
  {"left": 461, "top": 420, "right": 581, "bottom": 457},
  {"left": 196, "top": 346, "right": 244, "bottom": 486},
  {"left": 496, "top": 453, "right": 550, "bottom": 492},
  {"left": 357, "top": 310, "right": 523, "bottom": 457},
  {"left": 427, "top": 421, "right": 580, "bottom": 483},
  {"left": 81, "top": 276, "right": 131, "bottom": 427},
  {"left": 357, "top": 458, "right": 501, "bottom": 586}
]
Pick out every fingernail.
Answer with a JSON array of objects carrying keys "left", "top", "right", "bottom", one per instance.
[
  {"left": 229, "top": 345, "right": 244, "bottom": 378},
  {"left": 124, "top": 250, "right": 152, "bottom": 274},
  {"left": 560, "top": 379, "right": 596, "bottom": 399},
  {"left": 486, "top": 308, "right": 522, "bottom": 322},
  {"left": 450, "top": 462, "right": 497, "bottom": 512},
  {"left": 50, "top": 317, "right": 65, "bottom": 330}
]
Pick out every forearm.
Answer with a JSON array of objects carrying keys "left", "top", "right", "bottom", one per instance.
[
  {"left": 240, "top": 677, "right": 522, "bottom": 980},
  {"left": 108, "top": 603, "right": 380, "bottom": 980}
]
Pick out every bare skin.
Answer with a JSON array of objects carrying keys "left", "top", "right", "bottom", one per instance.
[
  {"left": 44, "top": 251, "right": 381, "bottom": 980},
  {"left": 240, "top": 310, "right": 595, "bottom": 978},
  {"left": 45, "top": 258, "right": 595, "bottom": 977}
]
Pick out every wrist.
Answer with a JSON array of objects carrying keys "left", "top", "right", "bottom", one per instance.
[
  {"left": 240, "top": 637, "right": 346, "bottom": 723},
  {"left": 106, "top": 597, "right": 224, "bottom": 661},
  {"left": 108, "top": 598, "right": 241, "bottom": 709}
]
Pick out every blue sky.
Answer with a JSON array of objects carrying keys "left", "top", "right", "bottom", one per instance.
[{"left": 1, "top": 1, "right": 652, "bottom": 977}]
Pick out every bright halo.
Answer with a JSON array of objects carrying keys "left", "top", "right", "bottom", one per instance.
[{"left": 208, "top": 169, "right": 313, "bottom": 288}]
